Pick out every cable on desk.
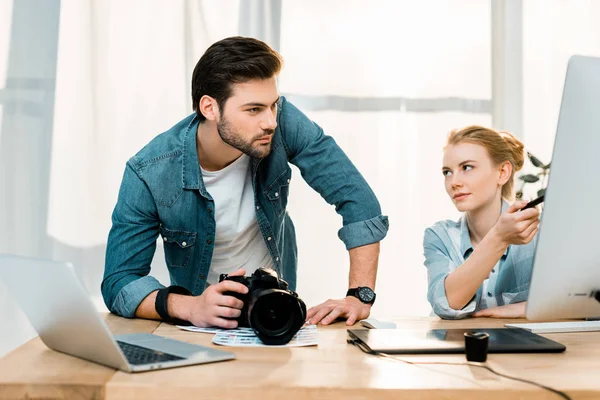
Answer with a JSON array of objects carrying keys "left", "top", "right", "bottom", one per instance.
[{"left": 376, "top": 352, "right": 571, "bottom": 400}]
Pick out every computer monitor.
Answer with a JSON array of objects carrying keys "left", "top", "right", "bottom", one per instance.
[{"left": 526, "top": 55, "right": 600, "bottom": 321}]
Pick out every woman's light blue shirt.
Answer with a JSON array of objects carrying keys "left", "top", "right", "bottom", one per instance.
[{"left": 423, "top": 201, "right": 536, "bottom": 319}]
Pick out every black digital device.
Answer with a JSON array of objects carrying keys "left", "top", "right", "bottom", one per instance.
[
  {"left": 220, "top": 268, "right": 307, "bottom": 345},
  {"left": 347, "top": 328, "right": 565, "bottom": 354}
]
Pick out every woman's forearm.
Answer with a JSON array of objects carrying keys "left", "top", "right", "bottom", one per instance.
[{"left": 444, "top": 228, "right": 508, "bottom": 310}]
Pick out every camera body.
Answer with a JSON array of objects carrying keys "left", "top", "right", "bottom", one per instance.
[{"left": 219, "top": 268, "right": 307, "bottom": 345}]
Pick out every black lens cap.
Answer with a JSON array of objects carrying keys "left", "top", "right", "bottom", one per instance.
[{"left": 464, "top": 331, "right": 489, "bottom": 362}]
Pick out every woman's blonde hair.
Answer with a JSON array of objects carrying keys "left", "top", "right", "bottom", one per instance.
[{"left": 446, "top": 125, "right": 525, "bottom": 200}]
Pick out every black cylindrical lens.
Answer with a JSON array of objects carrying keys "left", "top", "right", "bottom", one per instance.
[{"left": 248, "top": 289, "right": 305, "bottom": 345}]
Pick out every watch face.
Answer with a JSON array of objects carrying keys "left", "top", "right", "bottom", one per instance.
[{"left": 357, "top": 287, "right": 375, "bottom": 303}]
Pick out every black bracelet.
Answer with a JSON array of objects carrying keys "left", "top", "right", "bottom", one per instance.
[{"left": 154, "top": 286, "right": 192, "bottom": 325}]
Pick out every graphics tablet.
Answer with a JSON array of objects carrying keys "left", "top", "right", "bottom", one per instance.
[{"left": 347, "top": 328, "right": 566, "bottom": 354}]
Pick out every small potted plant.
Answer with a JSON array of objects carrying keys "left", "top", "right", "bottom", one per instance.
[{"left": 515, "top": 152, "right": 551, "bottom": 202}]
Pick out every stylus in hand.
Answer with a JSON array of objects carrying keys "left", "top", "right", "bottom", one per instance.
[{"left": 521, "top": 195, "right": 544, "bottom": 211}]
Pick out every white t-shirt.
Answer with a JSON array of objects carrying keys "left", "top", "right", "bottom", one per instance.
[{"left": 201, "top": 154, "right": 273, "bottom": 284}]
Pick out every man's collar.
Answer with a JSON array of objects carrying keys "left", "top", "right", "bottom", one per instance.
[{"left": 182, "top": 115, "right": 204, "bottom": 192}]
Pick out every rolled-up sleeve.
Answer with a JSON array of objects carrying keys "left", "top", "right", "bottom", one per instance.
[
  {"left": 337, "top": 215, "right": 389, "bottom": 250},
  {"left": 423, "top": 227, "right": 478, "bottom": 320}
]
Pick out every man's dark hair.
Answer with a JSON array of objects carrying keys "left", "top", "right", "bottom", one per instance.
[{"left": 191, "top": 36, "right": 283, "bottom": 122}]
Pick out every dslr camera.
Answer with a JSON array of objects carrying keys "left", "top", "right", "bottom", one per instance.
[{"left": 219, "top": 268, "right": 307, "bottom": 345}]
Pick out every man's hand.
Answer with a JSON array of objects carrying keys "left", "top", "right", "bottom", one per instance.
[
  {"left": 178, "top": 269, "right": 248, "bottom": 328},
  {"left": 306, "top": 296, "right": 371, "bottom": 326},
  {"left": 472, "top": 302, "right": 526, "bottom": 319}
]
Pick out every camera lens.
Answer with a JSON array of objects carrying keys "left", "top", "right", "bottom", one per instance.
[
  {"left": 248, "top": 289, "right": 305, "bottom": 345},
  {"left": 255, "top": 294, "right": 296, "bottom": 334}
]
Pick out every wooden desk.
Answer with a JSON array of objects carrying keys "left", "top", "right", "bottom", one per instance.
[{"left": 1, "top": 315, "right": 599, "bottom": 399}]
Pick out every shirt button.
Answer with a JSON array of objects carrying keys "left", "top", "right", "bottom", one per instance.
[
  {"left": 275, "top": 192, "right": 279, "bottom": 197},
  {"left": 256, "top": 206, "right": 260, "bottom": 210},
  {"left": 163, "top": 237, "right": 168, "bottom": 242},
  {"left": 487, "top": 292, "right": 492, "bottom": 297},
  {"left": 182, "top": 241, "right": 187, "bottom": 247},
  {"left": 275, "top": 257, "right": 279, "bottom": 262},
  {"left": 207, "top": 208, "right": 212, "bottom": 213},
  {"left": 267, "top": 237, "right": 272, "bottom": 241},
  {"left": 287, "top": 179, "right": 290, "bottom": 184},
  {"left": 199, "top": 274, "right": 205, "bottom": 279},
  {"left": 206, "top": 239, "right": 212, "bottom": 244},
  {"left": 492, "top": 268, "right": 495, "bottom": 273}
]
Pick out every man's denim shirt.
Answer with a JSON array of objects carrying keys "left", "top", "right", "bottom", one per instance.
[
  {"left": 423, "top": 201, "right": 536, "bottom": 320},
  {"left": 102, "top": 97, "right": 389, "bottom": 317}
]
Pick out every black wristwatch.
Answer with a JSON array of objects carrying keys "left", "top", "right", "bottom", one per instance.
[
  {"left": 346, "top": 287, "right": 376, "bottom": 305},
  {"left": 155, "top": 285, "right": 192, "bottom": 325}
]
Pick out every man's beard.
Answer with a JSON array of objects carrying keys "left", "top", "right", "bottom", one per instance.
[{"left": 217, "top": 116, "right": 274, "bottom": 159}]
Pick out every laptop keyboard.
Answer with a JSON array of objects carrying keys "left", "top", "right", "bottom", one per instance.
[{"left": 117, "top": 341, "right": 185, "bottom": 365}]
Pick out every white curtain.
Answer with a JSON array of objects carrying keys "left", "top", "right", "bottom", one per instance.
[
  {"left": 1, "top": 0, "right": 600, "bottom": 356},
  {"left": 522, "top": 0, "right": 600, "bottom": 163}
]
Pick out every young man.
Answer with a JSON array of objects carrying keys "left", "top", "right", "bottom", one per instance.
[{"left": 101, "top": 36, "right": 389, "bottom": 328}]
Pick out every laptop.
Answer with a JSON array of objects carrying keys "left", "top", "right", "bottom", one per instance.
[
  {"left": 0, "top": 254, "right": 235, "bottom": 372},
  {"left": 347, "top": 328, "right": 566, "bottom": 354}
]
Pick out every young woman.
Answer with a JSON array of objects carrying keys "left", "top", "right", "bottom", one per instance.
[{"left": 424, "top": 125, "right": 540, "bottom": 319}]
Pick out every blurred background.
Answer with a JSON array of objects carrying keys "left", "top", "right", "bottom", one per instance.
[{"left": 1, "top": 0, "right": 599, "bottom": 356}]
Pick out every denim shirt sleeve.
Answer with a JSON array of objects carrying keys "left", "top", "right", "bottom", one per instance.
[
  {"left": 278, "top": 98, "right": 389, "bottom": 249},
  {"left": 101, "top": 160, "right": 165, "bottom": 317},
  {"left": 423, "top": 227, "right": 478, "bottom": 320}
]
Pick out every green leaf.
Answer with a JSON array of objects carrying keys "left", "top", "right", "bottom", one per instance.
[
  {"left": 519, "top": 174, "right": 540, "bottom": 183},
  {"left": 528, "top": 152, "right": 546, "bottom": 168},
  {"left": 516, "top": 191, "right": 523, "bottom": 200},
  {"left": 537, "top": 188, "right": 546, "bottom": 197},
  {"left": 544, "top": 162, "right": 551, "bottom": 170}
]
